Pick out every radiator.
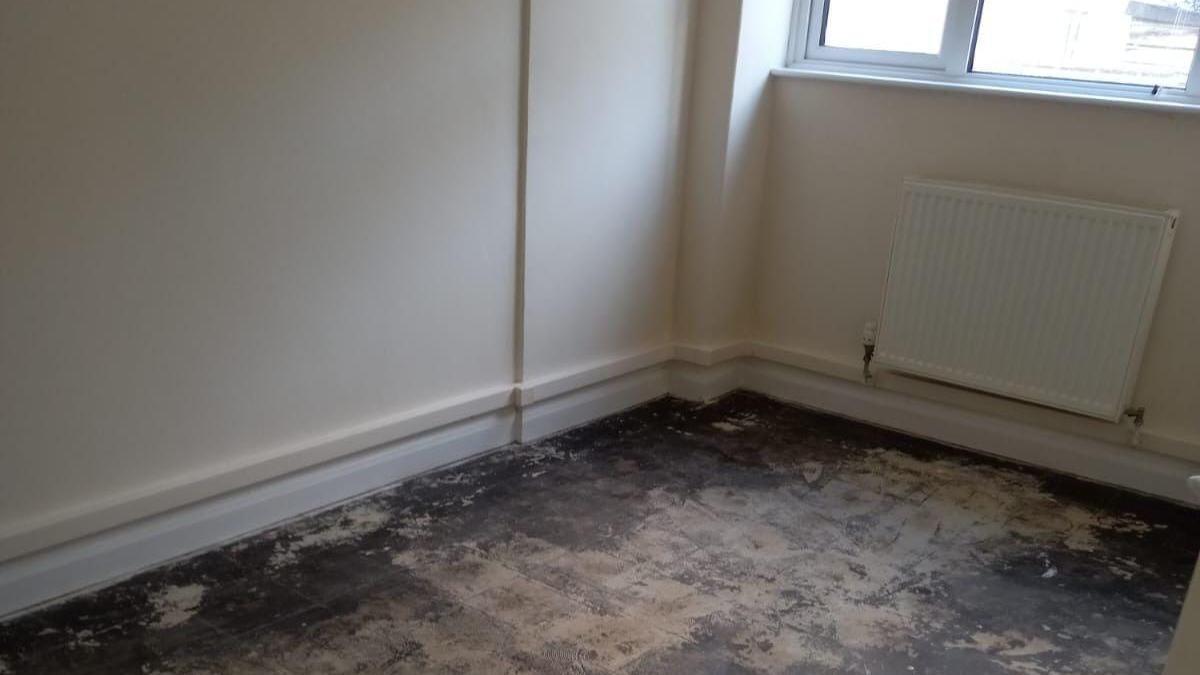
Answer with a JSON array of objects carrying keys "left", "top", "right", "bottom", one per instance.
[{"left": 873, "top": 179, "right": 1178, "bottom": 422}]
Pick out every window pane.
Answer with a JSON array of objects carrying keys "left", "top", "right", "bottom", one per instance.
[
  {"left": 973, "top": 0, "right": 1200, "bottom": 88},
  {"left": 823, "top": 0, "right": 951, "bottom": 54}
]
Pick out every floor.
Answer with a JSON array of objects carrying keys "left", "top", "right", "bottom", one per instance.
[{"left": 1, "top": 393, "right": 1197, "bottom": 674}]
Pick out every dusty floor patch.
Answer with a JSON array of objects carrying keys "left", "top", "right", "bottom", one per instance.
[
  {"left": 0, "top": 392, "right": 1196, "bottom": 674},
  {"left": 149, "top": 584, "right": 206, "bottom": 630}
]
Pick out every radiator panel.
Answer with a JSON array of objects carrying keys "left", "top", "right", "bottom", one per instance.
[{"left": 874, "top": 180, "right": 1177, "bottom": 421}]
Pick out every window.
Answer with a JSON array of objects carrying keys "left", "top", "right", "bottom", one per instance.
[
  {"left": 974, "top": 0, "right": 1200, "bottom": 88},
  {"left": 822, "top": 0, "right": 951, "bottom": 55},
  {"left": 789, "top": 0, "right": 1200, "bottom": 106}
]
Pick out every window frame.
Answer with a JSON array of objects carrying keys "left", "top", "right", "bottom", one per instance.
[{"left": 786, "top": 0, "right": 1200, "bottom": 108}]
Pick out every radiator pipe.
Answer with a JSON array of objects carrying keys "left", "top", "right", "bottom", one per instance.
[
  {"left": 1124, "top": 406, "right": 1146, "bottom": 447},
  {"left": 862, "top": 321, "right": 877, "bottom": 384}
]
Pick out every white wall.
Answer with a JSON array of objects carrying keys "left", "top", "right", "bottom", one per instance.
[
  {"left": 673, "top": 0, "right": 792, "bottom": 349},
  {"left": 5, "top": 0, "right": 1198, "bottom": 598},
  {"left": 0, "top": 0, "right": 707, "bottom": 568},
  {"left": 0, "top": 0, "right": 520, "bottom": 556},
  {"left": 673, "top": 0, "right": 743, "bottom": 348},
  {"left": 522, "top": 0, "right": 694, "bottom": 382},
  {"left": 756, "top": 78, "right": 1200, "bottom": 461}
]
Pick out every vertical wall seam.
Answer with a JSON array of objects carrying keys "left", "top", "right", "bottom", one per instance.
[{"left": 513, "top": 0, "right": 532, "bottom": 437}]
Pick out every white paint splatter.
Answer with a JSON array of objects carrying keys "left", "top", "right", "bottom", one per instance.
[
  {"left": 150, "top": 583, "right": 206, "bottom": 629},
  {"left": 457, "top": 487, "right": 487, "bottom": 507},
  {"left": 392, "top": 511, "right": 434, "bottom": 540},
  {"left": 801, "top": 462, "right": 824, "bottom": 484},
  {"left": 425, "top": 472, "right": 472, "bottom": 487},
  {"left": 732, "top": 413, "right": 760, "bottom": 427},
  {"left": 1108, "top": 565, "right": 1135, "bottom": 581},
  {"left": 523, "top": 445, "right": 566, "bottom": 466},
  {"left": 950, "top": 630, "right": 1061, "bottom": 657},
  {"left": 269, "top": 503, "right": 392, "bottom": 567},
  {"left": 947, "top": 630, "right": 1062, "bottom": 674},
  {"left": 66, "top": 628, "right": 101, "bottom": 650}
]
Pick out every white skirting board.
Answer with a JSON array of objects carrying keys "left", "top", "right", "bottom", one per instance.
[
  {"left": 668, "top": 358, "right": 745, "bottom": 401},
  {"left": 3, "top": 344, "right": 1197, "bottom": 619},
  {"left": 742, "top": 358, "right": 1200, "bottom": 505},
  {"left": 0, "top": 356, "right": 676, "bottom": 620},
  {"left": 0, "top": 384, "right": 518, "bottom": 563},
  {"left": 0, "top": 410, "right": 517, "bottom": 620},
  {"left": 519, "top": 366, "right": 671, "bottom": 442}
]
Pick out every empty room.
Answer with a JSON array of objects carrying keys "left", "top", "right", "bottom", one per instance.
[{"left": 4, "top": 1, "right": 1200, "bottom": 673}]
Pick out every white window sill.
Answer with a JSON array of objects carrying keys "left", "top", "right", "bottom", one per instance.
[{"left": 771, "top": 63, "right": 1200, "bottom": 116}]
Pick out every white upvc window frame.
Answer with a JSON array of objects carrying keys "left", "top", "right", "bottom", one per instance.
[{"left": 785, "top": 0, "right": 1200, "bottom": 110}]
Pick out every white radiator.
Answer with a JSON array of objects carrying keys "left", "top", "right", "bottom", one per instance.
[{"left": 874, "top": 179, "right": 1178, "bottom": 422}]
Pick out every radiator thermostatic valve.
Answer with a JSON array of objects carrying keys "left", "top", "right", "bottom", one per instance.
[
  {"left": 1123, "top": 406, "right": 1146, "bottom": 447},
  {"left": 862, "top": 321, "right": 877, "bottom": 384}
]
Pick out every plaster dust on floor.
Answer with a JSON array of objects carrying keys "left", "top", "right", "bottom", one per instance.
[
  {"left": 265, "top": 502, "right": 395, "bottom": 568},
  {"left": 0, "top": 392, "right": 1196, "bottom": 674},
  {"left": 149, "top": 584, "right": 207, "bottom": 630}
]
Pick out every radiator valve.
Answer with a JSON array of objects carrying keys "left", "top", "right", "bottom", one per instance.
[
  {"left": 862, "top": 321, "right": 877, "bottom": 384},
  {"left": 1123, "top": 406, "right": 1145, "bottom": 447}
]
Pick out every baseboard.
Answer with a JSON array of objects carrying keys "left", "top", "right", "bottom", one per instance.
[
  {"left": 514, "top": 342, "right": 751, "bottom": 439},
  {"left": 519, "top": 365, "right": 671, "bottom": 442},
  {"left": 743, "top": 358, "right": 1200, "bottom": 505},
  {"left": 5, "top": 341, "right": 1195, "bottom": 619},
  {"left": 517, "top": 346, "right": 675, "bottom": 406},
  {"left": 0, "top": 349, "right": 678, "bottom": 619},
  {"left": 0, "top": 384, "right": 516, "bottom": 563},
  {"left": 749, "top": 342, "right": 1200, "bottom": 464},
  {"left": 673, "top": 341, "right": 754, "bottom": 367},
  {"left": 0, "top": 410, "right": 516, "bottom": 620},
  {"left": 668, "top": 358, "right": 745, "bottom": 401}
]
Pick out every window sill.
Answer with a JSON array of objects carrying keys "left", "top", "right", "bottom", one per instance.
[{"left": 771, "top": 64, "right": 1200, "bottom": 116}]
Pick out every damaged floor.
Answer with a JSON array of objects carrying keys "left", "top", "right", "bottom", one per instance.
[{"left": 1, "top": 392, "right": 1198, "bottom": 674}]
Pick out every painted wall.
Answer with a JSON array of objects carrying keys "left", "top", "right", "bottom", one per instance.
[
  {"left": 673, "top": 0, "right": 743, "bottom": 348},
  {"left": 6, "top": 0, "right": 1197, "bottom": 583},
  {"left": 756, "top": 78, "right": 1200, "bottom": 461},
  {"left": 673, "top": 0, "right": 792, "bottom": 349},
  {"left": 522, "top": 0, "right": 694, "bottom": 382},
  {"left": 0, "top": 1, "right": 520, "bottom": 549}
]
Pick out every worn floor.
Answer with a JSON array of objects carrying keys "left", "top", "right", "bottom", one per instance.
[{"left": 1, "top": 392, "right": 1198, "bottom": 674}]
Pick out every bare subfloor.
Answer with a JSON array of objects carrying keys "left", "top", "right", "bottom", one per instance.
[{"left": 2, "top": 392, "right": 1197, "bottom": 674}]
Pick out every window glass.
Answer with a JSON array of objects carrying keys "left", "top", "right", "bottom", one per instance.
[
  {"left": 973, "top": 0, "right": 1200, "bottom": 88},
  {"left": 823, "top": 0, "right": 951, "bottom": 54}
]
